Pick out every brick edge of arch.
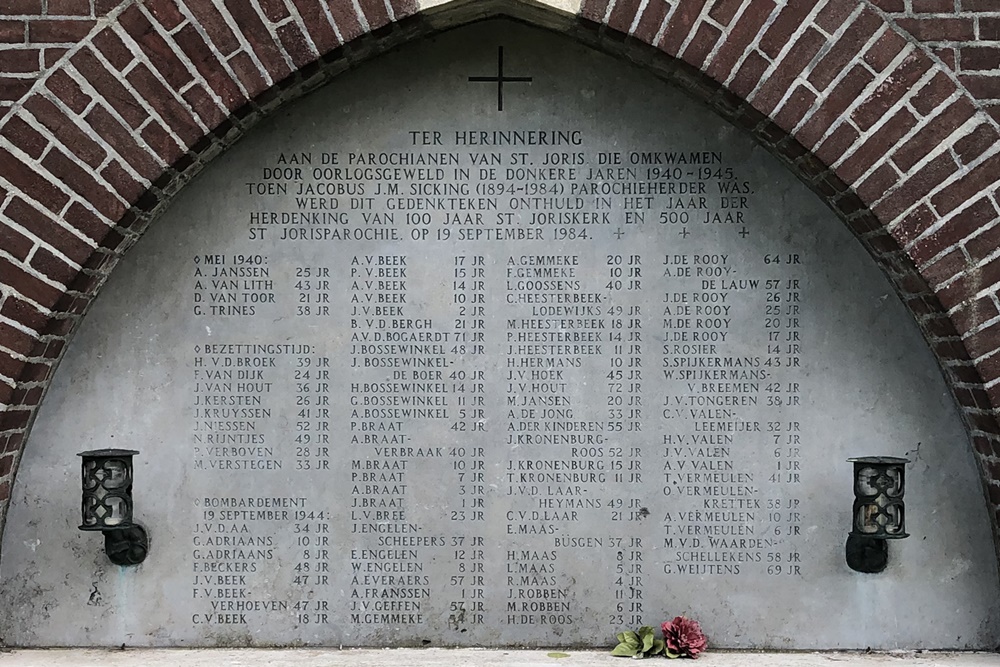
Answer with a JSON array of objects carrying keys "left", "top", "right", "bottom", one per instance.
[{"left": 0, "top": 0, "right": 999, "bottom": 568}]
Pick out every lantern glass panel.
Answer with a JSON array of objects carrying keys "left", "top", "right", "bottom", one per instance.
[
  {"left": 856, "top": 465, "right": 879, "bottom": 496},
  {"left": 81, "top": 496, "right": 99, "bottom": 528},
  {"left": 82, "top": 461, "right": 99, "bottom": 490},
  {"left": 103, "top": 460, "right": 128, "bottom": 489},
  {"left": 104, "top": 496, "right": 126, "bottom": 526},
  {"left": 884, "top": 469, "right": 903, "bottom": 497},
  {"left": 884, "top": 504, "right": 905, "bottom": 535},
  {"left": 856, "top": 504, "right": 878, "bottom": 533}
]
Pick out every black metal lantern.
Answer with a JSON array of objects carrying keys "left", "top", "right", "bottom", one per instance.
[
  {"left": 78, "top": 449, "right": 148, "bottom": 566},
  {"left": 846, "top": 456, "right": 908, "bottom": 573}
]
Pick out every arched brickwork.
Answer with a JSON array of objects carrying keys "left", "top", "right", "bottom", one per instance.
[{"left": 2, "top": 0, "right": 1000, "bottom": 574}]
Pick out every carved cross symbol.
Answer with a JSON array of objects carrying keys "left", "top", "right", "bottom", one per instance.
[
  {"left": 679, "top": 227, "right": 690, "bottom": 238},
  {"left": 468, "top": 46, "right": 533, "bottom": 111},
  {"left": 739, "top": 227, "right": 750, "bottom": 237},
  {"left": 614, "top": 228, "right": 625, "bottom": 240}
]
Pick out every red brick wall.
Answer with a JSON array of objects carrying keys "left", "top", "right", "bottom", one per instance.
[
  {"left": 868, "top": 0, "right": 1000, "bottom": 123},
  {"left": 0, "top": 0, "right": 100, "bottom": 107},
  {"left": 2, "top": 0, "right": 1000, "bottom": 567}
]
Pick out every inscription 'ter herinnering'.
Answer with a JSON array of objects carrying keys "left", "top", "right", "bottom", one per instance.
[{"left": 2, "top": 21, "right": 997, "bottom": 650}]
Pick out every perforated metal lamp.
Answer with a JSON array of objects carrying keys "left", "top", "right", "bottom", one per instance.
[
  {"left": 845, "top": 456, "right": 909, "bottom": 573},
  {"left": 78, "top": 449, "right": 148, "bottom": 566}
]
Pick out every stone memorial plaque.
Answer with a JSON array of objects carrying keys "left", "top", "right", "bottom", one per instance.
[{"left": 2, "top": 20, "right": 998, "bottom": 649}]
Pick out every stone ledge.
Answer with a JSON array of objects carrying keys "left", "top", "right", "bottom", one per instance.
[{"left": 0, "top": 649, "right": 999, "bottom": 667}]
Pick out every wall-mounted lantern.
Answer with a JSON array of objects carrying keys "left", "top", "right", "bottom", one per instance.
[
  {"left": 846, "top": 456, "right": 909, "bottom": 573},
  {"left": 78, "top": 449, "right": 148, "bottom": 566}
]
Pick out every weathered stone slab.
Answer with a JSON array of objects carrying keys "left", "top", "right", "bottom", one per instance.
[{"left": 1, "top": 20, "right": 997, "bottom": 649}]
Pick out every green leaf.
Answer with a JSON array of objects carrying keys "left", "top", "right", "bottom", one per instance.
[
  {"left": 614, "top": 627, "right": 668, "bottom": 658},
  {"left": 612, "top": 642, "right": 639, "bottom": 657},
  {"left": 639, "top": 627, "right": 654, "bottom": 653},
  {"left": 547, "top": 652, "right": 570, "bottom": 659},
  {"left": 665, "top": 646, "right": 680, "bottom": 659}
]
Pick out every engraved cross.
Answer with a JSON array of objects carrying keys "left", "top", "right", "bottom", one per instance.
[{"left": 468, "top": 46, "right": 533, "bottom": 111}]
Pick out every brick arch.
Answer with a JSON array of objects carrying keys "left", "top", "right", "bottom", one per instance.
[{"left": 1, "top": 0, "right": 1000, "bottom": 568}]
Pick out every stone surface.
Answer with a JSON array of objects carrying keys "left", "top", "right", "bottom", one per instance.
[
  {"left": 1, "top": 650, "right": 1000, "bottom": 667},
  {"left": 0, "top": 20, "right": 997, "bottom": 649}
]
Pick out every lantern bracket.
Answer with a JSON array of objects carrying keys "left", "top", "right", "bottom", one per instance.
[
  {"left": 103, "top": 525, "right": 149, "bottom": 566},
  {"left": 845, "top": 534, "right": 888, "bottom": 573}
]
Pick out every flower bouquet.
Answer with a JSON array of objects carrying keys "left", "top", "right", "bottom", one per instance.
[{"left": 611, "top": 617, "right": 706, "bottom": 659}]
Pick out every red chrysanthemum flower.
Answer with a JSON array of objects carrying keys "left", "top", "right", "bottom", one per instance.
[{"left": 661, "top": 616, "right": 707, "bottom": 658}]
